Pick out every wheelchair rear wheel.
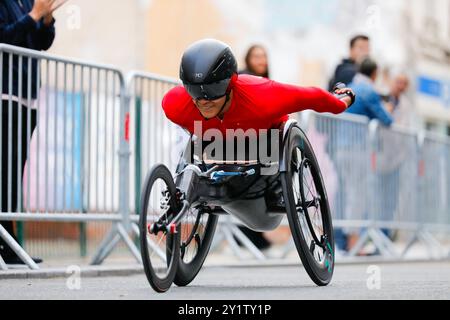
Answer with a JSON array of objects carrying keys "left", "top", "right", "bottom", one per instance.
[
  {"left": 170, "top": 206, "right": 219, "bottom": 287},
  {"left": 281, "top": 126, "right": 335, "bottom": 286}
]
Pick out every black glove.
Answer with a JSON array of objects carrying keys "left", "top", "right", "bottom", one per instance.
[{"left": 331, "top": 82, "right": 356, "bottom": 108}]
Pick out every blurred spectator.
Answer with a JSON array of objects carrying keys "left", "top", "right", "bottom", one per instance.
[
  {"left": 0, "top": 0, "right": 66, "bottom": 265},
  {"left": 239, "top": 44, "right": 270, "bottom": 78},
  {"left": 236, "top": 44, "right": 272, "bottom": 250},
  {"left": 384, "top": 72, "right": 417, "bottom": 128},
  {"left": 347, "top": 58, "right": 393, "bottom": 126},
  {"left": 328, "top": 35, "right": 370, "bottom": 91},
  {"left": 373, "top": 71, "right": 413, "bottom": 247}
]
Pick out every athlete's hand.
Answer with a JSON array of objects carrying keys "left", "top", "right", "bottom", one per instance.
[
  {"left": 331, "top": 82, "right": 355, "bottom": 109},
  {"left": 334, "top": 87, "right": 355, "bottom": 108}
]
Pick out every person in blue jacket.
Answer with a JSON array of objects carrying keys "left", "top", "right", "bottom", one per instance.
[
  {"left": 334, "top": 57, "right": 393, "bottom": 255},
  {"left": 0, "top": 0, "right": 66, "bottom": 265},
  {"left": 347, "top": 58, "right": 393, "bottom": 126}
]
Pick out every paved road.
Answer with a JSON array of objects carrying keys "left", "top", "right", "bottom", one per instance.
[{"left": 1, "top": 262, "right": 449, "bottom": 300}]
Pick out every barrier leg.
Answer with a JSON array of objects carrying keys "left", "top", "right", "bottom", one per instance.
[
  {"left": 418, "top": 232, "right": 436, "bottom": 259},
  {"left": 90, "top": 226, "right": 120, "bottom": 265},
  {"left": 401, "top": 230, "right": 440, "bottom": 259},
  {"left": 401, "top": 231, "right": 419, "bottom": 257},
  {"left": 369, "top": 228, "right": 397, "bottom": 257},
  {"left": 88, "top": 217, "right": 141, "bottom": 265},
  {"left": 117, "top": 223, "right": 142, "bottom": 263},
  {"left": 367, "top": 229, "right": 392, "bottom": 257},
  {"left": 0, "top": 224, "right": 38, "bottom": 270},
  {"left": 0, "top": 254, "right": 8, "bottom": 270},
  {"left": 347, "top": 229, "right": 370, "bottom": 257},
  {"left": 221, "top": 223, "right": 245, "bottom": 260},
  {"left": 420, "top": 231, "right": 446, "bottom": 259},
  {"left": 227, "top": 222, "right": 266, "bottom": 260},
  {"left": 97, "top": 235, "right": 121, "bottom": 265},
  {"left": 423, "top": 232, "right": 446, "bottom": 252},
  {"left": 373, "top": 228, "right": 398, "bottom": 256},
  {"left": 92, "top": 223, "right": 142, "bottom": 265}
]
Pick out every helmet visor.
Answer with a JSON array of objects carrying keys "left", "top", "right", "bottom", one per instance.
[{"left": 184, "top": 79, "right": 231, "bottom": 100}]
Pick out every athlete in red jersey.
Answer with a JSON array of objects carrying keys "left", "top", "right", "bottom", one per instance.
[
  {"left": 162, "top": 39, "right": 354, "bottom": 135},
  {"left": 163, "top": 74, "right": 351, "bottom": 135}
]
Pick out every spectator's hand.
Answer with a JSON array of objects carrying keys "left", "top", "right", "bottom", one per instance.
[
  {"left": 43, "top": 0, "right": 68, "bottom": 26},
  {"left": 30, "top": 0, "right": 68, "bottom": 23},
  {"left": 50, "top": 0, "right": 69, "bottom": 13},
  {"left": 385, "top": 102, "right": 395, "bottom": 114},
  {"left": 30, "top": 0, "right": 54, "bottom": 22}
]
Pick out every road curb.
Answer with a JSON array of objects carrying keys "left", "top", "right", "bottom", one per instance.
[
  {"left": 1, "top": 258, "right": 448, "bottom": 280},
  {"left": 0, "top": 265, "right": 144, "bottom": 280}
]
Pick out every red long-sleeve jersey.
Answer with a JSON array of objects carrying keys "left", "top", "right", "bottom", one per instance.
[{"left": 162, "top": 74, "right": 347, "bottom": 135}]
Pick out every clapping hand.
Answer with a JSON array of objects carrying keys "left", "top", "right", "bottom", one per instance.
[{"left": 30, "top": 0, "right": 69, "bottom": 24}]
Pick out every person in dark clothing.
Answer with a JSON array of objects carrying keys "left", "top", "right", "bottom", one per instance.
[
  {"left": 0, "top": 0, "right": 66, "bottom": 265},
  {"left": 327, "top": 35, "right": 370, "bottom": 253},
  {"left": 328, "top": 35, "right": 370, "bottom": 91},
  {"left": 237, "top": 44, "right": 272, "bottom": 250}
]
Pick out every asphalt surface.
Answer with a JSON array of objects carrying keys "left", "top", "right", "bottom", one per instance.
[{"left": 1, "top": 261, "right": 449, "bottom": 300}]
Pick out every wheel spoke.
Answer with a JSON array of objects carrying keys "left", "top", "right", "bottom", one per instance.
[
  {"left": 150, "top": 233, "right": 166, "bottom": 259},
  {"left": 303, "top": 171, "right": 315, "bottom": 200},
  {"left": 180, "top": 207, "right": 207, "bottom": 263},
  {"left": 293, "top": 156, "right": 329, "bottom": 266}
]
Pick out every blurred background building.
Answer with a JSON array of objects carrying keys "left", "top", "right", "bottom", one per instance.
[{"left": 49, "top": 0, "right": 450, "bottom": 132}]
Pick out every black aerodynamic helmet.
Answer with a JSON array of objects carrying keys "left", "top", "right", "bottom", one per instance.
[{"left": 180, "top": 39, "right": 238, "bottom": 100}]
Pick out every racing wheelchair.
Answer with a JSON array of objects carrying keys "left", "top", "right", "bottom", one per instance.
[{"left": 139, "top": 119, "right": 335, "bottom": 293}]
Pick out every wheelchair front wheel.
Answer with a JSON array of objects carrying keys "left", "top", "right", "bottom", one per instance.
[
  {"left": 139, "top": 164, "right": 181, "bottom": 293},
  {"left": 281, "top": 126, "right": 335, "bottom": 286}
]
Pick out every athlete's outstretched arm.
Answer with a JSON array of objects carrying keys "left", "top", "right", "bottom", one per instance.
[{"left": 264, "top": 81, "right": 348, "bottom": 119}]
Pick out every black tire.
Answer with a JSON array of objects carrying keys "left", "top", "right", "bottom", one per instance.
[
  {"left": 139, "top": 164, "right": 180, "bottom": 293},
  {"left": 171, "top": 207, "right": 219, "bottom": 287},
  {"left": 281, "top": 125, "right": 335, "bottom": 286}
]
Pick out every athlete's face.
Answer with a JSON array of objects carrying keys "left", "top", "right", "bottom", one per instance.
[{"left": 194, "top": 96, "right": 227, "bottom": 119}]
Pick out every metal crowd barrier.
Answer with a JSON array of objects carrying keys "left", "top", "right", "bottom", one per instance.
[
  {"left": 124, "top": 71, "right": 180, "bottom": 252},
  {"left": 297, "top": 113, "right": 450, "bottom": 259},
  {"left": 403, "top": 132, "right": 450, "bottom": 258},
  {"left": 0, "top": 44, "right": 138, "bottom": 269},
  {"left": 1, "top": 43, "right": 449, "bottom": 270}
]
